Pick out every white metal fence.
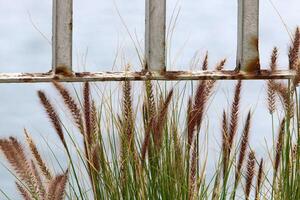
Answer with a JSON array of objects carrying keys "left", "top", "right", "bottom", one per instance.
[{"left": 0, "top": 0, "right": 295, "bottom": 83}]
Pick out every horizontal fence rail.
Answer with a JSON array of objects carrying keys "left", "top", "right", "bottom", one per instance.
[
  {"left": 0, "top": 70, "right": 295, "bottom": 83},
  {"left": 0, "top": 0, "right": 297, "bottom": 83}
]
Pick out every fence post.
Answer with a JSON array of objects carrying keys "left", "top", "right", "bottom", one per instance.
[
  {"left": 145, "top": 0, "right": 166, "bottom": 72},
  {"left": 237, "top": 0, "right": 260, "bottom": 72},
  {"left": 52, "top": 0, "right": 73, "bottom": 75}
]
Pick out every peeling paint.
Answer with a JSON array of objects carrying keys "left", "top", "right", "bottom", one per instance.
[{"left": 0, "top": 70, "right": 295, "bottom": 83}]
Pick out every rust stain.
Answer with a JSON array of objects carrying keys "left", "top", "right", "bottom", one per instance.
[
  {"left": 55, "top": 65, "right": 73, "bottom": 77},
  {"left": 75, "top": 72, "right": 92, "bottom": 77},
  {"left": 129, "top": 71, "right": 146, "bottom": 80},
  {"left": 239, "top": 36, "right": 260, "bottom": 73},
  {"left": 135, "top": 71, "right": 147, "bottom": 77},
  {"left": 251, "top": 36, "right": 259, "bottom": 50},
  {"left": 245, "top": 57, "right": 260, "bottom": 73},
  {"left": 69, "top": 22, "right": 73, "bottom": 31},
  {"left": 144, "top": 63, "right": 149, "bottom": 71},
  {"left": 21, "top": 78, "right": 34, "bottom": 83},
  {"left": 163, "top": 71, "right": 184, "bottom": 80}
]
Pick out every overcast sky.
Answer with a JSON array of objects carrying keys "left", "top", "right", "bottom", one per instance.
[{"left": 0, "top": 0, "right": 300, "bottom": 198}]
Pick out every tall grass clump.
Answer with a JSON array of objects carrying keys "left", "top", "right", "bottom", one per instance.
[
  {"left": 0, "top": 132, "right": 68, "bottom": 200},
  {"left": 0, "top": 27, "right": 299, "bottom": 200}
]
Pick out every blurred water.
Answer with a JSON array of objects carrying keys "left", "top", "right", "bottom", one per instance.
[{"left": 0, "top": 0, "right": 300, "bottom": 199}]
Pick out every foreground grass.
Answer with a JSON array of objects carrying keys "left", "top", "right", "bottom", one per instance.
[{"left": 0, "top": 28, "right": 299, "bottom": 200}]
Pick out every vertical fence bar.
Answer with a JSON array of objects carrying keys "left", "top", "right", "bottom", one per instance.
[
  {"left": 52, "top": 0, "right": 73, "bottom": 74},
  {"left": 237, "top": 0, "right": 260, "bottom": 72},
  {"left": 145, "top": 0, "right": 166, "bottom": 72}
]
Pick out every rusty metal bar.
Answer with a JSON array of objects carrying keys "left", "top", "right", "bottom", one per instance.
[
  {"left": 145, "top": 0, "right": 166, "bottom": 72},
  {"left": 237, "top": 0, "right": 260, "bottom": 72},
  {"left": 52, "top": 0, "right": 73, "bottom": 74},
  {"left": 0, "top": 70, "right": 295, "bottom": 83}
]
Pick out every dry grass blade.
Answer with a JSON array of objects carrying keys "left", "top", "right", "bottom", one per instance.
[
  {"left": 141, "top": 122, "right": 152, "bottom": 160},
  {"left": 37, "top": 90, "right": 67, "bottom": 148},
  {"left": 145, "top": 80, "right": 156, "bottom": 119},
  {"left": 228, "top": 80, "right": 242, "bottom": 152},
  {"left": 255, "top": 159, "right": 264, "bottom": 200},
  {"left": 1, "top": 137, "right": 69, "bottom": 200},
  {"left": 189, "top": 140, "right": 198, "bottom": 200},
  {"left": 119, "top": 80, "right": 138, "bottom": 179},
  {"left": 221, "top": 110, "right": 229, "bottom": 177},
  {"left": 46, "top": 171, "right": 68, "bottom": 200},
  {"left": 215, "top": 59, "right": 226, "bottom": 71},
  {"left": 188, "top": 59, "right": 226, "bottom": 147},
  {"left": 293, "top": 60, "right": 300, "bottom": 85},
  {"left": 274, "top": 118, "right": 285, "bottom": 176},
  {"left": 289, "top": 27, "right": 300, "bottom": 69},
  {"left": 141, "top": 81, "right": 156, "bottom": 160},
  {"left": 91, "top": 143, "right": 100, "bottom": 172},
  {"left": 152, "top": 89, "right": 173, "bottom": 149},
  {"left": 83, "top": 82, "right": 97, "bottom": 194},
  {"left": 270, "top": 47, "right": 278, "bottom": 71},
  {"left": 202, "top": 52, "right": 208, "bottom": 71},
  {"left": 211, "top": 171, "right": 221, "bottom": 200},
  {"left": 245, "top": 151, "right": 255, "bottom": 200},
  {"left": 53, "top": 81, "right": 84, "bottom": 135},
  {"left": 24, "top": 129, "right": 52, "bottom": 181},
  {"left": 119, "top": 80, "right": 137, "bottom": 183},
  {"left": 236, "top": 110, "right": 251, "bottom": 183},
  {"left": 187, "top": 97, "right": 193, "bottom": 147},
  {"left": 16, "top": 182, "right": 32, "bottom": 200},
  {"left": 30, "top": 160, "right": 45, "bottom": 199},
  {"left": 83, "top": 82, "right": 92, "bottom": 146},
  {"left": 203, "top": 59, "right": 226, "bottom": 100},
  {"left": 267, "top": 47, "right": 278, "bottom": 114},
  {"left": 171, "top": 121, "right": 184, "bottom": 178},
  {"left": 91, "top": 100, "right": 99, "bottom": 142},
  {"left": 0, "top": 137, "right": 34, "bottom": 188},
  {"left": 272, "top": 82, "right": 294, "bottom": 117},
  {"left": 122, "top": 80, "right": 134, "bottom": 147},
  {"left": 188, "top": 80, "right": 205, "bottom": 146}
]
